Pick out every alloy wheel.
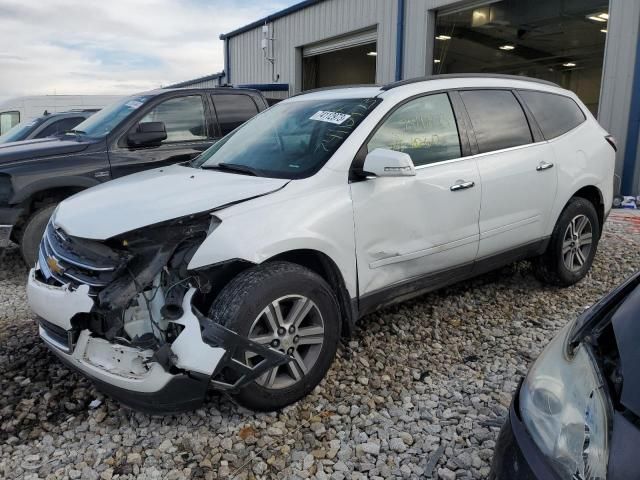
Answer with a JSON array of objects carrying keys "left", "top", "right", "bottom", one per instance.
[
  {"left": 562, "top": 214, "right": 593, "bottom": 272},
  {"left": 245, "top": 295, "right": 325, "bottom": 389}
]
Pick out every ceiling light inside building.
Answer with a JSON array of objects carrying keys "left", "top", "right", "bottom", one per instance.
[
  {"left": 499, "top": 45, "right": 515, "bottom": 51},
  {"left": 601, "top": 29, "right": 607, "bottom": 33},
  {"left": 563, "top": 62, "right": 577, "bottom": 67},
  {"left": 587, "top": 15, "right": 607, "bottom": 22},
  {"left": 434, "top": 59, "right": 441, "bottom": 63},
  {"left": 598, "top": 13, "right": 609, "bottom": 20},
  {"left": 367, "top": 51, "right": 377, "bottom": 56},
  {"left": 436, "top": 35, "right": 452, "bottom": 41},
  {"left": 471, "top": 7, "right": 490, "bottom": 27}
]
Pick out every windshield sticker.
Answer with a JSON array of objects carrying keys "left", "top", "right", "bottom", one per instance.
[
  {"left": 125, "top": 100, "right": 144, "bottom": 110},
  {"left": 310, "top": 111, "right": 352, "bottom": 125}
]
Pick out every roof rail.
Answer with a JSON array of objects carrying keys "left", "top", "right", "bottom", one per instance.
[
  {"left": 290, "top": 84, "right": 381, "bottom": 98},
  {"left": 381, "top": 73, "right": 560, "bottom": 91}
]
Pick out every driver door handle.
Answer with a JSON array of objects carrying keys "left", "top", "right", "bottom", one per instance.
[
  {"left": 450, "top": 180, "right": 475, "bottom": 191},
  {"left": 536, "top": 161, "right": 554, "bottom": 171}
]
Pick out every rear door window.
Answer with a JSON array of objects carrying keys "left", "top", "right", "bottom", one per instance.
[
  {"left": 518, "top": 90, "right": 586, "bottom": 140},
  {"left": 139, "top": 95, "right": 208, "bottom": 143},
  {"left": 35, "top": 117, "right": 86, "bottom": 138},
  {"left": 212, "top": 94, "right": 259, "bottom": 136},
  {"left": 459, "top": 90, "right": 532, "bottom": 153}
]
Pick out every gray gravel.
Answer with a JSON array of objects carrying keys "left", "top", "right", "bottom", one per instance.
[{"left": 1, "top": 211, "right": 640, "bottom": 480}]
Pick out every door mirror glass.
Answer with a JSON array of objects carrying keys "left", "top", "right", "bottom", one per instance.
[
  {"left": 127, "top": 121, "right": 167, "bottom": 147},
  {"left": 363, "top": 148, "right": 416, "bottom": 177}
]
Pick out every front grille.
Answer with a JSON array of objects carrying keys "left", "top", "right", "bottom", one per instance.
[{"left": 37, "top": 222, "right": 125, "bottom": 294}]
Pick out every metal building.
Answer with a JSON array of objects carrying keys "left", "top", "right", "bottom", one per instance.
[{"left": 218, "top": 0, "right": 640, "bottom": 195}]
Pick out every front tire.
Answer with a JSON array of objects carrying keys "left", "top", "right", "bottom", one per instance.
[
  {"left": 208, "top": 261, "right": 341, "bottom": 411},
  {"left": 19, "top": 204, "right": 57, "bottom": 266},
  {"left": 534, "top": 197, "right": 600, "bottom": 287}
]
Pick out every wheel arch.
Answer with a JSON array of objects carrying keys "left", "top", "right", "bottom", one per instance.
[
  {"left": 571, "top": 185, "right": 605, "bottom": 232},
  {"left": 10, "top": 183, "right": 92, "bottom": 242},
  {"left": 193, "top": 249, "right": 356, "bottom": 337},
  {"left": 267, "top": 249, "right": 356, "bottom": 337},
  {"left": 11, "top": 176, "right": 100, "bottom": 205}
]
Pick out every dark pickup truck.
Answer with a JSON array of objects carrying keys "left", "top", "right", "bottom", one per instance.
[{"left": 0, "top": 87, "right": 268, "bottom": 264}]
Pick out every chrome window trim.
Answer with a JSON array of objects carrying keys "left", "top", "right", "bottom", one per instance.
[{"left": 413, "top": 140, "right": 548, "bottom": 171}]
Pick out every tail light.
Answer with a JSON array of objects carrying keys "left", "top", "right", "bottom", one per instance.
[{"left": 605, "top": 134, "right": 618, "bottom": 152}]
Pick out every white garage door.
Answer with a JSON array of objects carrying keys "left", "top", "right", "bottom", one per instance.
[{"left": 303, "top": 28, "right": 377, "bottom": 57}]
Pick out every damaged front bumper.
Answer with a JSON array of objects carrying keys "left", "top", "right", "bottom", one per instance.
[{"left": 28, "top": 269, "right": 290, "bottom": 414}]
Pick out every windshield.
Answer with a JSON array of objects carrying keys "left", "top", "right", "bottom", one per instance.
[
  {"left": 0, "top": 117, "right": 46, "bottom": 144},
  {"left": 194, "top": 97, "right": 380, "bottom": 179},
  {"left": 67, "top": 95, "right": 153, "bottom": 138}
]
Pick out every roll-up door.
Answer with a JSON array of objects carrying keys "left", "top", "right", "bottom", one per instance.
[
  {"left": 303, "top": 28, "right": 377, "bottom": 57},
  {"left": 302, "top": 28, "right": 377, "bottom": 91}
]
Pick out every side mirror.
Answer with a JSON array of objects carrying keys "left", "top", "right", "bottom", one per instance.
[
  {"left": 127, "top": 121, "right": 167, "bottom": 147},
  {"left": 362, "top": 148, "right": 416, "bottom": 178}
]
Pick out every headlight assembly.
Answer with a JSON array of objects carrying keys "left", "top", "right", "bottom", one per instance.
[{"left": 520, "top": 323, "right": 610, "bottom": 480}]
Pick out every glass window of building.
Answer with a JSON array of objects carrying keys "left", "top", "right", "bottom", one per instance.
[{"left": 433, "top": 0, "right": 609, "bottom": 115}]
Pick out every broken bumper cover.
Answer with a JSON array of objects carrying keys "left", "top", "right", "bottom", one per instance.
[
  {"left": 29, "top": 270, "right": 218, "bottom": 413},
  {"left": 28, "top": 269, "right": 291, "bottom": 413},
  {"left": 43, "top": 328, "right": 211, "bottom": 414}
]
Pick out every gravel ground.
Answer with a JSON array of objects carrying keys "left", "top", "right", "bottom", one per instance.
[{"left": 1, "top": 210, "right": 640, "bottom": 480}]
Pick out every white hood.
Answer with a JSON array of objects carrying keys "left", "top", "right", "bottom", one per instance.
[{"left": 55, "top": 164, "right": 288, "bottom": 239}]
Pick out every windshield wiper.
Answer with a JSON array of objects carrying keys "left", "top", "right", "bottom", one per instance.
[
  {"left": 204, "top": 162, "right": 260, "bottom": 176},
  {"left": 67, "top": 129, "right": 87, "bottom": 135}
]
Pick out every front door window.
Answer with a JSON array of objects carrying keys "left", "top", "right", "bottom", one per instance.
[
  {"left": 368, "top": 93, "right": 462, "bottom": 166},
  {"left": 140, "top": 95, "right": 207, "bottom": 143}
]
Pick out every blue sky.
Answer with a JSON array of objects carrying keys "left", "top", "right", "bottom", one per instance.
[{"left": 0, "top": 0, "right": 300, "bottom": 102}]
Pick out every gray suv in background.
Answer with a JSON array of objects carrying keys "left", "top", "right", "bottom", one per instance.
[{"left": 0, "top": 110, "right": 99, "bottom": 145}]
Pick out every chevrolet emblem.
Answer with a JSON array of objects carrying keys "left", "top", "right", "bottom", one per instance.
[{"left": 46, "top": 256, "right": 65, "bottom": 275}]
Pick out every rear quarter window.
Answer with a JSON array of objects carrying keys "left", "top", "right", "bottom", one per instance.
[{"left": 518, "top": 90, "right": 586, "bottom": 140}]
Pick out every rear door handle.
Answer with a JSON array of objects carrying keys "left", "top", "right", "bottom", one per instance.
[
  {"left": 536, "top": 161, "right": 554, "bottom": 171},
  {"left": 450, "top": 180, "right": 475, "bottom": 191}
]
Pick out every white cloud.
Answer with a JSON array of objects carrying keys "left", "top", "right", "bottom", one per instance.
[{"left": 0, "top": 0, "right": 291, "bottom": 102}]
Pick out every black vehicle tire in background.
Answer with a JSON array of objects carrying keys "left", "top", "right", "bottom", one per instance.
[
  {"left": 19, "top": 204, "right": 57, "bottom": 266},
  {"left": 208, "top": 261, "right": 341, "bottom": 411},
  {"left": 534, "top": 197, "right": 600, "bottom": 287}
]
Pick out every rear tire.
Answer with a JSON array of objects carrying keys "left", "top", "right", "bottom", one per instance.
[
  {"left": 533, "top": 197, "right": 600, "bottom": 287},
  {"left": 208, "top": 261, "right": 341, "bottom": 411},
  {"left": 20, "top": 204, "right": 57, "bottom": 266}
]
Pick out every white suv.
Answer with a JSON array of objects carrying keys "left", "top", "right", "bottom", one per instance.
[{"left": 27, "top": 75, "right": 615, "bottom": 413}]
